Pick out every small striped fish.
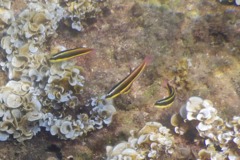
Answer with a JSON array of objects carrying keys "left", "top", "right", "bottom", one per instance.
[
  {"left": 49, "top": 47, "right": 94, "bottom": 63},
  {"left": 154, "top": 83, "right": 175, "bottom": 109},
  {"left": 105, "top": 56, "right": 152, "bottom": 99}
]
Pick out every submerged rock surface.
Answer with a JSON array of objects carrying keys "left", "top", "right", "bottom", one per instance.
[{"left": 0, "top": 0, "right": 239, "bottom": 159}]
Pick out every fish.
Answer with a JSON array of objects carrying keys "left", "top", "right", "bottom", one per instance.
[
  {"left": 154, "top": 82, "right": 175, "bottom": 109},
  {"left": 49, "top": 47, "right": 94, "bottom": 63},
  {"left": 105, "top": 56, "right": 152, "bottom": 99}
]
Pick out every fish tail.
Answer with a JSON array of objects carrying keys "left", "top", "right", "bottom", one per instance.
[
  {"left": 143, "top": 54, "right": 153, "bottom": 65},
  {"left": 162, "top": 79, "right": 169, "bottom": 88},
  {"left": 90, "top": 48, "right": 96, "bottom": 55}
]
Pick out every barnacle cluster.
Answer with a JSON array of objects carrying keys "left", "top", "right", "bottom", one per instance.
[
  {"left": 106, "top": 122, "right": 174, "bottom": 160},
  {"left": 0, "top": 0, "right": 113, "bottom": 141},
  {"left": 171, "top": 96, "right": 240, "bottom": 159}
]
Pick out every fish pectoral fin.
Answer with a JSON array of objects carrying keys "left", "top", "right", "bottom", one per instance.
[{"left": 122, "top": 83, "right": 133, "bottom": 94}]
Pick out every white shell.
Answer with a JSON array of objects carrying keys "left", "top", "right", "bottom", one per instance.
[
  {"left": 197, "top": 108, "right": 212, "bottom": 121},
  {"left": 0, "top": 121, "right": 14, "bottom": 134},
  {"left": 29, "top": 42, "right": 38, "bottom": 53},
  {"left": 21, "top": 82, "right": 31, "bottom": 92},
  {"left": 2, "top": 110, "right": 11, "bottom": 121},
  {"left": 233, "top": 137, "right": 240, "bottom": 146},
  {"left": 179, "top": 104, "right": 187, "bottom": 119},
  {"left": 31, "top": 97, "right": 42, "bottom": 111},
  {"left": 138, "top": 122, "right": 161, "bottom": 135},
  {"left": 0, "top": 1, "right": 11, "bottom": 9},
  {"left": 5, "top": 93, "right": 22, "bottom": 108},
  {"left": 0, "top": 132, "right": 9, "bottom": 141},
  {"left": 186, "top": 112, "right": 197, "bottom": 121},
  {"left": 106, "top": 146, "right": 113, "bottom": 158},
  {"left": 26, "top": 111, "right": 43, "bottom": 121},
  {"left": 111, "top": 142, "right": 129, "bottom": 156},
  {"left": 60, "top": 121, "right": 72, "bottom": 135},
  {"left": 159, "top": 126, "right": 170, "bottom": 135},
  {"left": 11, "top": 55, "right": 28, "bottom": 68},
  {"left": 71, "top": 21, "right": 82, "bottom": 31},
  {"left": 0, "top": 106, "right": 5, "bottom": 117},
  {"left": 122, "top": 148, "right": 138, "bottom": 156},
  {"left": 28, "top": 22, "right": 40, "bottom": 32},
  {"left": 50, "top": 125, "right": 59, "bottom": 135},
  {"left": 11, "top": 109, "right": 22, "bottom": 119},
  {"left": 202, "top": 99, "right": 213, "bottom": 108},
  {"left": 103, "top": 104, "right": 117, "bottom": 115},
  {"left": 236, "top": 0, "right": 240, "bottom": 5},
  {"left": 137, "top": 134, "right": 149, "bottom": 145},
  {"left": 1, "top": 36, "right": 12, "bottom": 54},
  {"left": 186, "top": 96, "right": 203, "bottom": 112},
  {"left": 6, "top": 80, "right": 30, "bottom": 95},
  {"left": 65, "top": 130, "right": 75, "bottom": 139},
  {"left": 0, "top": 8, "right": 12, "bottom": 25},
  {"left": 103, "top": 116, "right": 113, "bottom": 125},
  {"left": 197, "top": 122, "right": 212, "bottom": 131},
  {"left": 149, "top": 134, "right": 158, "bottom": 141},
  {"left": 39, "top": 65, "right": 49, "bottom": 77},
  {"left": 128, "top": 138, "right": 137, "bottom": 148},
  {"left": 150, "top": 142, "right": 157, "bottom": 149},
  {"left": 148, "top": 150, "right": 157, "bottom": 158},
  {"left": 189, "top": 96, "right": 203, "bottom": 104},
  {"left": 8, "top": 68, "right": 22, "bottom": 80}
]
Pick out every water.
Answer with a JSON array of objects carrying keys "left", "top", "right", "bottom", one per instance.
[{"left": 0, "top": 0, "right": 239, "bottom": 159}]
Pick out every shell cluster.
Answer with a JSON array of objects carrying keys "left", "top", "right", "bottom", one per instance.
[
  {"left": 61, "top": 0, "right": 105, "bottom": 31},
  {"left": 171, "top": 96, "right": 240, "bottom": 159},
  {"left": 106, "top": 122, "right": 174, "bottom": 160},
  {"left": 39, "top": 97, "right": 116, "bottom": 140},
  {"left": 0, "top": 0, "right": 112, "bottom": 141}
]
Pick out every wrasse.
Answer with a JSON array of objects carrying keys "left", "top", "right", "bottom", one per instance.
[
  {"left": 154, "top": 82, "right": 175, "bottom": 109},
  {"left": 49, "top": 47, "right": 94, "bottom": 63},
  {"left": 105, "top": 56, "right": 152, "bottom": 99}
]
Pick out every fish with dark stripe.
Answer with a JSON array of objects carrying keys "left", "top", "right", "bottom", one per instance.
[
  {"left": 49, "top": 47, "right": 94, "bottom": 62},
  {"left": 154, "top": 82, "right": 175, "bottom": 108},
  {"left": 105, "top": 56, "right": 152, "bottom": 99}
]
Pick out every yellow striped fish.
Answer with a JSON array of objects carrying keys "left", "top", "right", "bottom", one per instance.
[
  {"left": 105, "top": 56, "right": 152, "bottom": 99},
  {"left": 154, "top": 82, "right": 175, "bottom": 109},
  {"left": 49, "top": 47, "right": 94, "bottom": 63}
]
